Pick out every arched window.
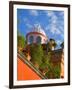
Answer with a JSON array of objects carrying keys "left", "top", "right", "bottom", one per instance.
[
  {"left": 36, "top": 36, "right": 41, "bottom": 44},
  {"left": 29, "top": 36, "right": 34, "bottom": 44}
]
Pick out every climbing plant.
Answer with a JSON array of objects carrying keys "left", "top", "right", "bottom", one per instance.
[{"left": 30, "top": 44, "right": 43, "bottom": 68}]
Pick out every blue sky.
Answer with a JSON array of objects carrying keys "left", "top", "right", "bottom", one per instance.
[{"left": 17, "top": 9, "right": 64, "bottom": 49}]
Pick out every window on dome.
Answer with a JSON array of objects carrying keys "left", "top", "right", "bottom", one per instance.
[
  {"left": 36, "top": 36, "right": 41, "bottom": 44},
  {"left": 29, "top": 36, "right": 34, "bottom": 44}
]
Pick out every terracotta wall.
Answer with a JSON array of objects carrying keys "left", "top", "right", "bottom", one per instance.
[{"left": 17, "top": 57, "right": 41, "bottom": 80}]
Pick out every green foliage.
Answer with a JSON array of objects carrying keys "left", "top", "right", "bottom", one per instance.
[
  {"left": 40, "top": 52, "right": 51, "bottom": 70},
  {"left": 39, "top": 51, "right": 61, "bottom": 79},
  {"left": 30, "top": 44, "right": 43, "bottom": 66},
  {"left": 47, "top": 38, "right": 57, "bottom": 51},
  {"left": 17, "top": 34, "right": 26, "bottom": 49},
  {"left": 45, "top": 63, "right": 61, "bottom": 79},
  {"left": 40, "top": 55, "right": 49, "bottom": 70},
  {"left": 53, "top": 64, "right": 61, "bottom": 78},
  {"left": 46, "top": 42, "right": 51, "bottom": 51},
  {"left": 45, "top": 71, "right": 54, "bottom": 79}
]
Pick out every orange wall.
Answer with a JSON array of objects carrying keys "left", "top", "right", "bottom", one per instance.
[{"left": 17, "top": 57, "right": 41, "bottom": 80}]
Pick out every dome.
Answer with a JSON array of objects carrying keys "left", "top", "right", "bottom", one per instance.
[
  {"left": 32, "top": 24, "right": 46, "bottom": 36},
  {"left": 26, "top": 24, "right": 48, "bottom": 44}
]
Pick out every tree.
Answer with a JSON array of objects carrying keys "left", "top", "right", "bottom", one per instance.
[
  {"left": 17, "top": 32, "right": 26, "bottom": 51},
  {"left": 45, "top": 61, "right": 61, "bottom": 79},
  {"left": 47, "top": 38, "right": 57, "bottom": 51},
  {"left": 30, "top": 44, "right": 43, "bottom": 68},
  {"left": 39, "top": 52, "right": 52, "bottom": 75},
  {"left": 60, "top": 42, "right": 64, "bottom": 49},
  {"left": 39, "top": 51, "right": 61, "bottom": 79},
  {"left": 39, "top": 55, "right": 49, "bottom": 70},
  {"left": 53, "top": 64, "right": 61, "bottom": 78}
]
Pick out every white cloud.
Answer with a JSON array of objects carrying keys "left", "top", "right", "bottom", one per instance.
[
  {"left": 56, "top": 40, "right": 62, "bottom": 45},
  {"left": 46, "top": 22, "right": 62, "bottom": 35},
  {"left": 45, "top": 11, "right": 64, "bottom": 36},
  {"left": 45, "top": 26, "right": 49, "bottom": 31},
  {"left": 51, "top": 26, "right": 61, "bottom": 35},
  {"left": 26, "top": 23, "right": 32, "bottom": 28},
  {"left": 51, "top": 15, "right": 57, "bottom": 24},
  {"left": 45, "top": 11, "right": 54, "bottom": 17},
  {"left": 59, "top": 12, "right": 64, "bottom": 16},
  {"left": 23, "top": 18, "right": 28, "bottom": 22},
  {"left": 23, "top": 17, "right": 32, "bottom": 28},
  {"left": 58, "top": 25, "right": 64, "bottom": 33},
  {"left": 29, "top": 10, "right": 38, "bottom": 16}
]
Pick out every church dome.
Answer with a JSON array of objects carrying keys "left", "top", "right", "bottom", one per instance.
[
  {"left": 32, "top": 24, "right": 46, "bottom": 36},
  {"left": 26, "top": 24, "right": 48, "bottom": 44}
]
